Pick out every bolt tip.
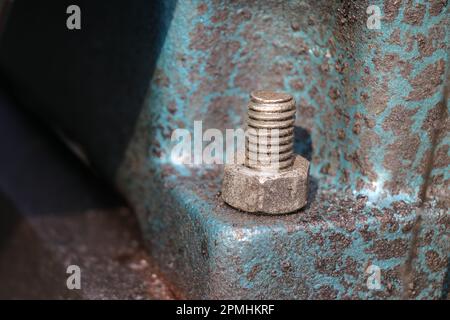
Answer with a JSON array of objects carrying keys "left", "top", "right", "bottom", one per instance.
[{"left": 250, "top": 90, "right": 293, "bottom": 104}]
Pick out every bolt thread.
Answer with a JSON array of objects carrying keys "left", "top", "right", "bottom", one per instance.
[{"left": 245, "top": 90, "right": 296, "bottom": 171}]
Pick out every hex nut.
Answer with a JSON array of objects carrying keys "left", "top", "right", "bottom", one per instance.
[{"left": 222, "top": 155, "right": 309, "bottom": 214}]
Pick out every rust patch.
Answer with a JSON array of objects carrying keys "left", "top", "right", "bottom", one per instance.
[
  {"left": 359, "top": 225, "right": 377, "bottom": 242},
  {"left": 366, "top": 82, "right": 389, "bottom": 115},
  {"left": 204, "top": 95, "right": 245, "bottom": 130},
  {"left": 401, "top": 221, "right": 415, "bottom": 233},
  {"left": 383, "top": 265, "right": 403, "bottom": 297},
  {"left": 205, "top": 40, "right": 241, "bottom": 81},
  {"left": 379, "top": 209, "right": 400, "bottom": 233},
  {"left": 281, "top": 260, "right": 293, "bottom": 273},
  {"left": 329, "top": 232, "right": 352, "bottom": 251},
  {"left": 197, "top": 3, "right": 208, "bottom": 15},
  {"left": 211, "top": 8, "right": 229, "bottom": 24},
  {"left": 392, "top": 201, "right": 412, "bottom": 216},
  {"left": 308, "top": 232, "right": 325, "bottom": 247},
  {"left": 383, "top": 134, "right": 421, "bottom": 194},
  {"left": 429, "top": 0, "right": 447, "bottom": 16},
  {"left": 402, "top": 2, "right": 426, "bottom": 26},
  {"left": 315, "top": 285, "right": 338, "bottom": 300},
  {"left": 356, "top": 130, "right": 380, "bottom": 180},
  {"left": 343, "top": 257, "right": 360, "bottom": 278},
  {"left": 383, "top": 0, "right": 402, "bottom": 22},
  {"left": 399, "top": 60, "right": 414, "bottom": 78},
  {"left": 433, "top": 145, "right": 449, "bottom": 168},
  {"left": 189, "top": 23, "right": 208, "bottom": 51},
  {"left": 416, "top": 33, "right": 436, "bottom": 58},
  {"left": 328, "top": 87, "right": 341, "bottom": 100},
  {"left": 153, "top": 68, "right": 170, "bottom": 87},
  {"left": 232, "top": 8, "right": 252, "bottom": 25},
  {"left": 406, "top": 59, "right": 445, "bottom": 101},
  {"left": 372, "top": 53, "right": 413, "bottom": 80},
  {"left": 289, "top": 78, "right": 305, "bottom": 91},
  {"left": 373, "top": 53, "right": 400, "bottom": 73},
  {"left": 382, "top": 105, "right": 417, "bottom": 136},
  {"left": 316, "top": 256, "right": 341, "bottom": 276},
  {"left": 388, "top": 28, "right": 402, "bottom": 45},
  {"left": 246, "top": 264, "right": 262, "bottom": 281},
  {"left": 290, "top": 21, "right": 300, "bottom": 32},
  {"left": 364, "top": 116, "right": 375, "bottom": 129},
  {"left": 367, "top": 239, "right": 409, "bottom": 260},
  {"left": 352, "top": 122, "right": 361, "bottom": 135},
  {"left": 421, "top": 101, "right": 447, "bottom": 138},
  {"left": 355, "top": 178, "right": 365, "bottom": 191},
  {"left": 360, "top": 91, "right": 369, "bottom": 102},
  {"left": 420, "top": 230, "right": 435, "bottom": 246}
]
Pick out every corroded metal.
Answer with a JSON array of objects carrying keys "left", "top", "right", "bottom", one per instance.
[
  {"left": 222, "top": 90, "right": 309, "bottom": 214},
  {"left": 222, "top": 155, "right": 309, "bottom": 214},
  {"left": 246, "top": 90, "right": 296, "bottom": 171},
  {"left": 1, "top": 0, "right": 448, "bottom": 299},
  {"left": 118, "top": 0, "right": 449, "bottom": 299}
]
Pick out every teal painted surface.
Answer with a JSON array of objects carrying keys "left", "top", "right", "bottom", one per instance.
[
  {"left": 117, "top": 0, "right": 449, "bottom": 298},
  {"left": 145, "top": 0, "right": 449, "bottom": 204}
]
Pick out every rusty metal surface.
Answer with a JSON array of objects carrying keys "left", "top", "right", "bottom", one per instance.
[
  {"left": 0, "top": 0, "right": 448, "bottom": 299},
  {"left": 118, "top": 164, "right": 448, "bottom": 299},
  {"left": 116, "top": 0, "right": 449, "bottom": 299},
  {"left": 134, "top": 0, "right": 449, "bottom": 205}
]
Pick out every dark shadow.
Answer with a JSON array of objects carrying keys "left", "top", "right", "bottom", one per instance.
[
  {"left": 0, "top": 89, "right": 126, "bottom": 216},
  {"left": 0, "top": 2, "right": 177, "bottom": 299},
  {"left": 0, "top": 0, "right": 176, "bottom": 178},
  {"left": 304, "top": 175, "right": 319, "bottom": 210},
  {"left": 293, "top": 126, "right": 317, "bottom": 209},
  {"left": 294, "top": 126, "right": 313, "bottom": 161},
  {"left": 0, "top": 189, "right": 20, "bottom": 251},
  {"left": 0, "top": 88, "right": 128, "bottom": 299},
  {"left": 441, "top": 257, "right": 450, "bottom": 299}
]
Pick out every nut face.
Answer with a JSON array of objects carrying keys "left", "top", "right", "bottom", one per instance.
[{"left": 222, "top": 155, "right": 309, "bottom": 214}]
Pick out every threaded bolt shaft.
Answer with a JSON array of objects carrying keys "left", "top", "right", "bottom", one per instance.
[{"left": 245, "top": 90, "right": 296, "bottom": 171}]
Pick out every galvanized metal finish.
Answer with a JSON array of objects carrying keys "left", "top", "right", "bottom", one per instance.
[
  {"left": 222, "top": 155, "right": 309, "bottom": 214},
  {"left": 222, "top": 90, "right": 310, "bottom": 214},
  {"left": 246, "top": 90, "right": 296, "bottom": 171}
]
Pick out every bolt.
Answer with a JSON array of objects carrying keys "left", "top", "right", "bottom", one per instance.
[
  {"left": 221, "top": 90, "right": 309, "bottom": 215},
  {"left": 245, "top": 90, "right": 296, "bottom": 171}
]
